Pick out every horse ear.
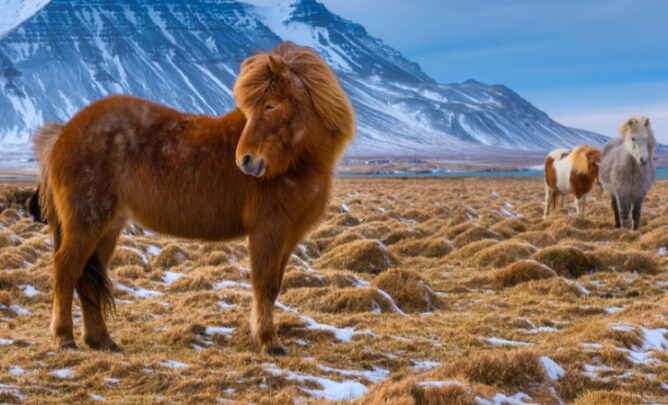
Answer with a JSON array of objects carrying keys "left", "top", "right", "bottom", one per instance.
[
  {"left": 644, "top": 117, "right": 650, "bottom": 127},
  {"left": 619, "top": 118, "right": 635, "bottom": 137},
  {"left": 268, "top": 54, "right": 284, "bottom": 76}
]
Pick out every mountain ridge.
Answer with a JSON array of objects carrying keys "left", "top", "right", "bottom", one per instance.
[{"left": 0, "top": 0, "right": 609, "bottom": 160}]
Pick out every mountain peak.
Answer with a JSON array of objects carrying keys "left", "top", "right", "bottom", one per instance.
[{"left": 0, "top": 0, "right": 607, "bottom": 159}]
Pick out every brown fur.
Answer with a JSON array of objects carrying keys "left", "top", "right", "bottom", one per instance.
[
  {"left": 32, "top": 42, "right": 355, "bottom": 354},
  {"left": 544, "top": 156, "right": 557, "bottom": 191}
]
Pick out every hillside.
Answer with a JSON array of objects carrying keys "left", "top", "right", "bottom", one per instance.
[{"left": 0, "top": 0, "right": 608, "bottom": 161}]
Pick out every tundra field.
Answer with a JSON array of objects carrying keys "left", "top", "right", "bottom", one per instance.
[{"left": 0, "top": 177, "right": 667, "bottom": 404}]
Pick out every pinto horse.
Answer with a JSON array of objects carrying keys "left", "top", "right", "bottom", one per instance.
[
  {"left": 543, "top": 144, "right": 601, "bottom": 217},
  {"left": 33, "top": 42, "right": 355, "bottom": 355}
]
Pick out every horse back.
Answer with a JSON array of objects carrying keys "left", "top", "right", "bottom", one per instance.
[{"left": 49, "top": 95, "right": 250, "bottom": 240}]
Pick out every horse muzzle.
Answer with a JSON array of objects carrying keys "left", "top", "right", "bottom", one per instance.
[
  {"left": 237, "top": 153, "right": 266, "bottom": 177},
  {"left": 639, "top": 157, "right": 648, "bottom": 166}
]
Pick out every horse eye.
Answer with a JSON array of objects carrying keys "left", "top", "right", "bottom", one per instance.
[
  {"left": 265, "top": 103, "right": 276, "bottom": 111},
  {"left": 631, "top": 137, "right": 636, "bottom": 141}
]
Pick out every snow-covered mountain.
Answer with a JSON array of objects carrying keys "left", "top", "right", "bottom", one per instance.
[{"left": 0, "top": 0, "right": 607, "bottom": 159}]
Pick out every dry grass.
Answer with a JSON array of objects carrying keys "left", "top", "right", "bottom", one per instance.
[
  {"left": 316, "top": 239, "right": 398, "bottom": 273},
  {"left": 489, "top": 260, "right": 557, "bottom": 288},
  {"left": 0, "top": 177, "right": 666, "bottom": 404},
  {"left": 372, "top": 268, "right": 440, "bottom": 313}
]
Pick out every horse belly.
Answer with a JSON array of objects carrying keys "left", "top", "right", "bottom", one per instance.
[{"left": 122, "top": 185, "right": 246, "bottom": 241}]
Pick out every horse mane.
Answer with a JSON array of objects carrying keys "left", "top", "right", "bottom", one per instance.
[
  {"left": 619, "top": 116, "right": 657, "bottom": 159},
  {"left": 233, "top": 42, "right": 355, "bottom": 158},
  {"left": 570, "top": 144, "right": 598, "bottom": 174}
]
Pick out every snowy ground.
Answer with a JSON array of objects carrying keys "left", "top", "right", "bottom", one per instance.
[{"left": 0, "top": 178, "right": 666, "bottom": 403}]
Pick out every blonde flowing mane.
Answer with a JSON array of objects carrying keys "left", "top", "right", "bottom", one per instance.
[
  {"left": 570, "top": 144, "right": 598, "bottom": 174},
  {"left": 233, "top": 42, "right": 355, "bottom": 155}
]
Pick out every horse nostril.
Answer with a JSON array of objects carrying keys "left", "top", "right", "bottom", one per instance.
[{"left": 242, "top": 153, "right": 252, "bottom": 168}]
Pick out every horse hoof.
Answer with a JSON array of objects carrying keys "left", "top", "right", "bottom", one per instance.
[
  {"left": 265, "top": 345, "right": 286, "bottom": 356},
  {"left": 60, "top": 342, "right": 77, "bottom": 350},
  {"left": 106, "top": 343, "right": 123, "bottom": 353}
]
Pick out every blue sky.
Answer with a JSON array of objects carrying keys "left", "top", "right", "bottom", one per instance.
[{"left": 252, "top": 0, "right": 668, "bottom": 142}]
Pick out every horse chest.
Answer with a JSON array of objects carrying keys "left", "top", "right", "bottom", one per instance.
[{"left": 553, "top": 159, "right": 572, "bottom": 195}]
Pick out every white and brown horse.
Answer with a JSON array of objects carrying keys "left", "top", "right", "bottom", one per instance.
[{"left": 544, "top": 145, "right": 601, "bottom": 217}]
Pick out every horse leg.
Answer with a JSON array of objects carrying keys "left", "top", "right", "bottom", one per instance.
[
  {"left": 248, "top": 232, "right": 295, "bottom": 355},
  {"left": 544, "top": 186, "right": 554, "bottom": 216},
  {"left": 51, "top": 225, "right": 100, "bottom": 349},
  {"left": 575, "top": 194, "right": 586, "bottom": 217},
  {"left": 631, "top": 199, "right": 643, "bottom": 231},
  {"left": 616, "top": 195, "right": 631, "bottom": 229},
  {"left": 79, "top": 218, "right": 124, "bottom": 351},
  {"left": 610, "top": 196, "right": 621, "bottom": 228}
]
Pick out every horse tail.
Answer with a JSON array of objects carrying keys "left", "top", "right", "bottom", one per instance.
[
  {"left": 32, "top": 121, "right": 64, "bottom": 230},
  {"left": 28, "top": 185, "right": 46, "bottom": 224},
  {"left": 32, "top": 122, "right": 115, "bottom": 316}
]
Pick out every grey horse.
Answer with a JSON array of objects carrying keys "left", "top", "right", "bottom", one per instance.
[{"left": 599, "top": 116, "right": 657, "bottom": 230}]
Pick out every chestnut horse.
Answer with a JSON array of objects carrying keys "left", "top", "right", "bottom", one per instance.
[
  {"left": 543, "top": 144, "right": 601, "bottom": 217},
  {"left": 33, "top": 42, "right": 355, "bottom": 355}
]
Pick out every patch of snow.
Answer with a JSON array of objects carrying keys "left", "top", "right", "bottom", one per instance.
[
  {"left": 119, "top": 246, "right": 149, "bottom": 264},
  {"left": 0, "top": 339, "right": 13, "bottom": 345},
  {"left": 0, "top": 0, "right": 52, "bottom": 38},
  {"left": 9, "top": 366, "right": 24, "bottom": 375},
  {"left": 476, "top": 392, "right": 536, "bottom": 405},
  {"left": 581, "top": 342, "right": 603, "bottom": 349},
  {"left": 519, "top": 326, "right": 560, "bottom": 334},
  {"left": 657, "top": 247, "right": 666, "bottom": 255},
  {"left": 105, "top": 378, "right": 119, "bottom": 383},
  {"left": 115, "top": 283, "right": 163, "bottom": 298},
  {"left": 90, "top": 394, "right": 106, "bottom": 401},
  {"left": 375, "top": 289, "right": 407, "bottom": 316},
  {"left": 214, "top": 280, "right": 251, "bottom": 290},
  {"left": 410, "top": 360, "right": 440, "bottom": 371},
  {"left": 162, "top": 271, "right": 184, "bottom": 285},
  {"left": 604, "top": 306, "right": 624, "bottom": 313},
  {"left": 582, "top": 364, "right": 614, "bottom": 379},
  {"left": 217, "top": 301, "right": 236, "bottom": 309},
  {"left": 51, "top": 369, "right": 74, "bottom": 378},
  {"left": 611, "top": 324, "right": 668, "bottom": 364},
  {"left": 275, "top": 300, "right": 298, "bottom": 313},
  {"left": 10, "top": 304, "right": 30, "bottom": 315},
  {"left": 18, "top": 284, "right": 40, "bottom": 297},
  {"left": 146, "top": 245, "right": 162, "bottom": 256},
  {"left": 418, "top": 380, "right": 463, "bottom": 387},
  {"left": 318, "top": 365, "right": 389, "bottom": 383},
  {"left": 204, "top": 326, "right": 234, "bottom": 338},
  {"left": 563, "top": 279, "right": 590, "bottom": 295},
  {"left": 540, "top": 356, "right": 564, "bottom": 380},
  {"left": 481, "top": 337, "right": 530, "bottom": 346},
  {"left": 341, "top": 202, "right": 350, "bottom": 212},
  {"left": 299, "top": 315, "right": 374, "bottom": 342},
  {"left": 160, "top": 360, "right": 190, "bottom": 369},
  {"left": 266, "top": 368, "right": 368, "bottom": 401}
]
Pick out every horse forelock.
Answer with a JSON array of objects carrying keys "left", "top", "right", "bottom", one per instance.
[
  {"left": 234, "top": 42, "right": 355, "bottom": 158},
  {"left": 619, "top": 115, "right": 656, "bottom": 160}
]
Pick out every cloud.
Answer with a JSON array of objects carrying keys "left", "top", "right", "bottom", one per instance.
[{"left": 555, "top": 103, "right": 668, "bottom": 143}]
